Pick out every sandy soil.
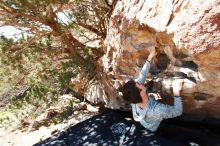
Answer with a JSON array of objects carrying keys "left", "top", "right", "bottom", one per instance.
[{"left": 0, "top": 110, "right": 98, "bottom": 146}]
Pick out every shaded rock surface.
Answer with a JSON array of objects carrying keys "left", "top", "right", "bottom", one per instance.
[{"left": 97, "top": 0, "right": 220, "bottom": 123}]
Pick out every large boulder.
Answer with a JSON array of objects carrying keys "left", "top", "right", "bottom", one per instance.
[{"left": 101, "top": 0, "right": 220, "bottom": 122}]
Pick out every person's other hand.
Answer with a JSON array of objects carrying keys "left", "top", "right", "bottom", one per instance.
[
  {"left": 172, "top": 79, "right": 184, "bottom": 96},
  {"left": 147, "top": 46, "right": 157, "bottom": 62}
]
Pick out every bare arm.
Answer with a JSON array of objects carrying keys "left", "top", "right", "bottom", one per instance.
[
  {"left": 135, "top": 60, "right": 151, "bottom": 84},
  {"left": 135, "top": 47, "right": 156, "bottom": 84}
]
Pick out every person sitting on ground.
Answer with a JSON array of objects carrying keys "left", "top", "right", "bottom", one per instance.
[{"left": 121, "top": 47, "right": 183, "bottom": 132}]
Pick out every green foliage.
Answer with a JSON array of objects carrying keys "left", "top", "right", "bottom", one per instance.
[
  {"left": 55, "top": 100, "right": 74, "bottom": 122},
  {"left": 0, "top": 35, "right": 79, "bottom": 128},
  {"left": 0, "top": 0, "right": 115, "bottom": 80},
  {"left": 0, "top": 0, "right": 116, "bottom": 129}
]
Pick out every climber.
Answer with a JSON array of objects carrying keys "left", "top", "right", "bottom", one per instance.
[{"left": 121, "top": 47, "right": 183, "bottom": 132}]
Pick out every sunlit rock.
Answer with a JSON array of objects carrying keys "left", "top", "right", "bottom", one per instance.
[{"left": 101, "top": 0, "right": 220, "bottom": 122}]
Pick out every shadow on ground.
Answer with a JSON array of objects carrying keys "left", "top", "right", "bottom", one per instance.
[{"left": 34, "top": 109, "right": 220, "bottom": 146}]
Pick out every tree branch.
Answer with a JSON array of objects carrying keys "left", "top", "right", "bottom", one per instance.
[
  {"left": 74, "top": 21, "right": 103, "bottom": 37},
  {"left": 0, "top": 1, "right": 47, "bottom": 25},
  {"left": 8, "top": 31, "right": 52, "bottom": 54},
  {"left": 104, "top": 0, "right": 112, "bottom": 8},
  {"left": 54, "top": 3, "right": 65, "bottom": 14}
]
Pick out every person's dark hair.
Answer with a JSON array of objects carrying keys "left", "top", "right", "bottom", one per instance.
[{"left": 121, "top": 79, "right": 142, "bottom": 104}]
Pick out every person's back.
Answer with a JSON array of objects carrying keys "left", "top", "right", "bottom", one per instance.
[
  {"left": 131, "top": 93, "right": 182, "bottom": 132},
  {"left": 122, "top": 47, "right": 183, "bottom": 132}
]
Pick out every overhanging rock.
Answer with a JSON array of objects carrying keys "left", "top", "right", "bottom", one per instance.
[{"left": 102, "top": 0, "right": 220, "bottom": 122}]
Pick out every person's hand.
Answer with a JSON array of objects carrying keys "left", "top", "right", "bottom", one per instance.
[
  {"left": 147, "top": 46, "right": 157, "bottom": 62},
  {"left": 172, "top": 79, "right": 184, "bottom": 96}
]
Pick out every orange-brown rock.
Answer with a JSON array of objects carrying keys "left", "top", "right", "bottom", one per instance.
[{"left": 100, "top": 0, "right": 220, "bottom": 122}]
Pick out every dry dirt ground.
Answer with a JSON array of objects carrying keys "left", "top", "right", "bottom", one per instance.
[{"left": 0, "top": 105, "right": 99, "bottom": 146}]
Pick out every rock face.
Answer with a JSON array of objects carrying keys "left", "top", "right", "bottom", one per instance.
[{"left": 101, "top": 0, "right": 220, "bottom": 122}]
